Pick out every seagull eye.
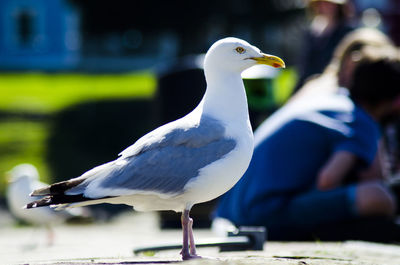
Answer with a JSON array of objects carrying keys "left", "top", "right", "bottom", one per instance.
[{"left": 235, "top": 47, "right": 246, "bottom": 54}]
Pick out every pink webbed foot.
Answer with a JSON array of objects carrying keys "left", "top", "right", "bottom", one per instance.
[{"left": 180, "top": 251, "right": 202, "bottom": 260}]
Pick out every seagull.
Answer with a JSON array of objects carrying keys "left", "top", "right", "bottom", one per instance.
[
  {"left": 26, "top": 37, "right": 285, "bottom": 260},
  {"left": 7, "top": 164, "right": 81, "bottom": 245}
]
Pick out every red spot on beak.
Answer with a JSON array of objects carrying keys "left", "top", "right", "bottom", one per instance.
[{"left": 272, "top": 63, "right": 281, "bottom": 68}]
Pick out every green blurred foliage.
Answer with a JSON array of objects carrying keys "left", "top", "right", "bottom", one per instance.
[
  {"left": 245, "top": 67, "right": 298, "bottom": 111},
  {"left": 274, "top": 68, "right": 298, "bottom": 105},
  {"left": 0, "top": 72, "right": 156, "bottom": 197},
  {"left": 0, "top": 120, "right": 50, "bottom": 195},
  {"left": 0, "top": 72, "right": 156, "bottom": 113}
]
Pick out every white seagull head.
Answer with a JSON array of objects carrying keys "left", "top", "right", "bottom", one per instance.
[
  {"left": 204, "top": 37, "right": 285, "bottom": 74},
  {"left": 8, "top": 164, "right": 39, "bottom": 183}
]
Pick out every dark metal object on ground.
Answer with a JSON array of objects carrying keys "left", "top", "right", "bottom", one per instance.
[
  {"left": 133, "top": 226, "right": 266, "bottom": 255},
  {"left": 220, "top": 226, "right": 266, "bottom": 252}
]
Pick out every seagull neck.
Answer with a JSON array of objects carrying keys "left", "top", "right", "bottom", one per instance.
[{"left": 202, "top": 70, "right": 249, "bottom": 122}]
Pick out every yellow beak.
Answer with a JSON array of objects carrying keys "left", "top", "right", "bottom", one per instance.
[{"left": 250, "top": 53, "right": 286, "bottom": 68}]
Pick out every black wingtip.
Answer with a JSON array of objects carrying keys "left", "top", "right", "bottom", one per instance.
[
  {"left": 30, "top": 186, "right": 51, "bottom": 196},
  {"left": 30, "top": 178, "right": 86, "bottom": 197},
  {"left": 25, "top": 202, "right": 38, "bottom": 209},
  {"left": 26, "top": 194, "right": 104, "bottom": 210},
  {"left": 25, "top": 196, "right": 53, "bottom": 209}
]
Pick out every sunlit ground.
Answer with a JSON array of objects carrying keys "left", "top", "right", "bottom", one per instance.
[{"left": 1, "top": 211, "right": 400, "bottom": 265}]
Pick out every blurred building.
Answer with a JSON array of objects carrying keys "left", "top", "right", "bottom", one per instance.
[
  {"left": 0, "top": 0, "right": 80, "bottom": 71},
  {"left": 0, "top": 0, "right": 398, "bottom": 72},
  {"left": 0, "top": 0, "right": 308, "bottom": 72}
]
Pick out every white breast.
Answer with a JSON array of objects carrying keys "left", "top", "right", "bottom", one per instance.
[{"left": 181, "top": 118, "right": 254, "bottom": 209}]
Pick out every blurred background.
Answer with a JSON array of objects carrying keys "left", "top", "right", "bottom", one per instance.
[{"left": 0, "top": 0, "right": 399, "bottom": 226}]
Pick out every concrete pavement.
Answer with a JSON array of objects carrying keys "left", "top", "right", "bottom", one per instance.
[{"left": 1, "top": 212, "right": 400, "bottom": 265}]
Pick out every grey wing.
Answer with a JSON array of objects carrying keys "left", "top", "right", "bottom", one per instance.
[{"left": 67, "top": 115, "right": 237, "bottom": 198}]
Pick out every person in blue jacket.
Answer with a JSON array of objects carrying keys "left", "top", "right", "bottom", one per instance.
[{"left": 214, "top": 47, "right": 400, "bottom": 241}]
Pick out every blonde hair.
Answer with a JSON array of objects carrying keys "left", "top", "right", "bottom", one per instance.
[
  {"left": 325, "top": 27, "right": 394, "bottom": 76},
  {"left": 291, "top": 28, "right": 395, "bottom": 100}
]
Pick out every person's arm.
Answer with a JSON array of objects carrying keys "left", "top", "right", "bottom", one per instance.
[
  {"left": 358, "top": 139, "right": 386, "bottom": 181},
  {"left": 317, "top": 151, "right": 358, "bottom": 190}
]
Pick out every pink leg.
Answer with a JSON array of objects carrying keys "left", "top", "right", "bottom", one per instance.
[
  {"left": 180, "top": 211, "right": 190, "bottom": 260},
  {"left": 180, "top": 210, "right": 201, "bottom": 260},
  {"left": 46, "top": 225, "right": 55, "bottom": 246},
  {"left": 188, "top": 217, "right": 200, "bottom": 257}
]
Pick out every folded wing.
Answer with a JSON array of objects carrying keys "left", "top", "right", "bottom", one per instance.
[{"left": 27, "top": 115, "right": 236, "bottom": 209}]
